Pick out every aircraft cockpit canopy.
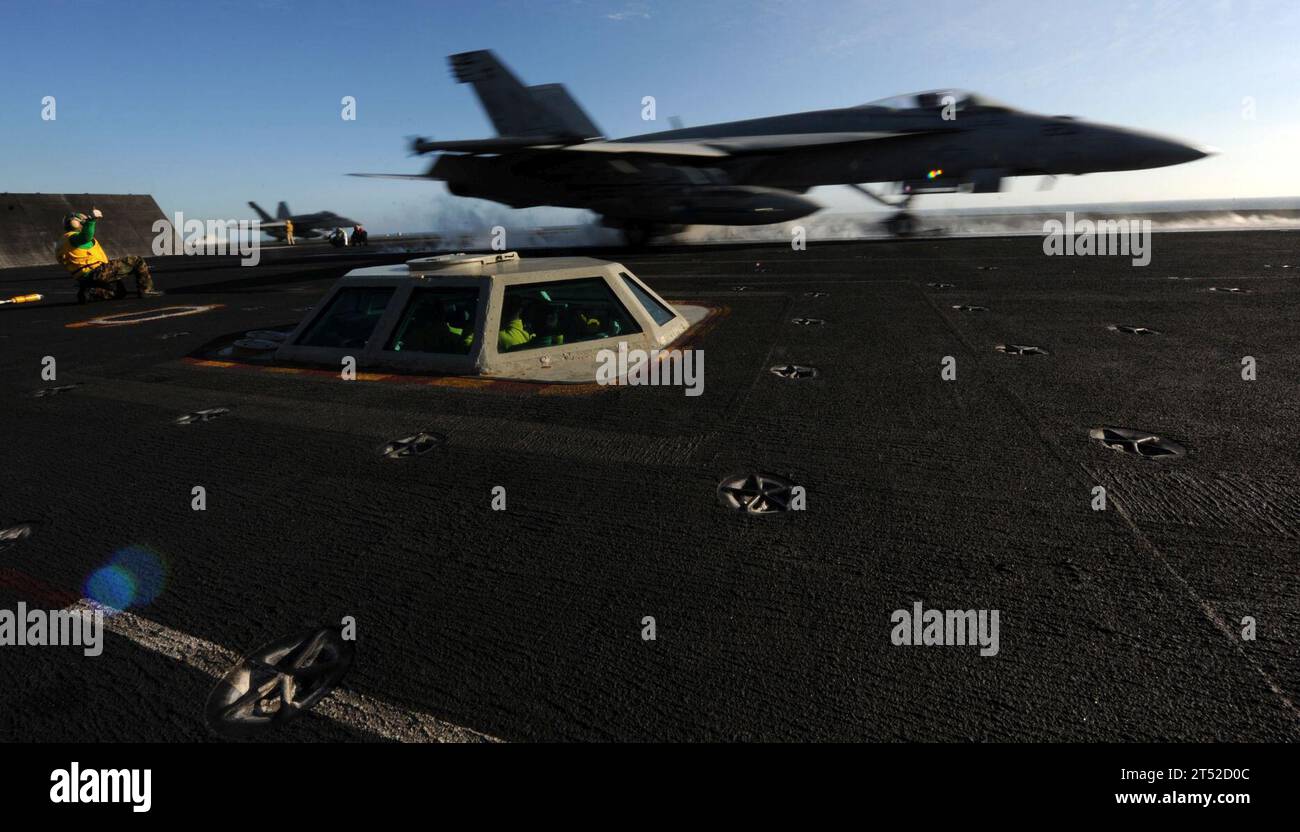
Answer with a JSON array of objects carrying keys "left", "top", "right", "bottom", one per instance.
[{"left": 858, "top": 90, "right": 1013, "bottom": 113}]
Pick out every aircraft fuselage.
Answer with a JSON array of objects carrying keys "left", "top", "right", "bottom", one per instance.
[{"left": 433, "top": 103, "right": 1206, "bottom": 227}]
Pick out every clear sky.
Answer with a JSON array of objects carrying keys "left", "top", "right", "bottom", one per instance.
[{"left": 2, "top": 0, "right": 1297, "bottom": 232}]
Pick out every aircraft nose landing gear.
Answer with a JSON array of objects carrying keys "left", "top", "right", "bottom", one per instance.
[
  {"left": 601, "top": 218, "right": 684, "bottom": 248},
  {"left": 846, "top": 183, "right": 926, "bottom": 238},
  {"left": 883, "top": 210, "right": 918, "bottom": 237}
]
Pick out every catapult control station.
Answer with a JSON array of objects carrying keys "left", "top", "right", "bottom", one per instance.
[{"left": 268, "top": 252, "right": 705, "bottom": 382}]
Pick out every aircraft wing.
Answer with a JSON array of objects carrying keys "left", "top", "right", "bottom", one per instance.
[
  {"left": 349, "top": 173, "right": 433, "bottom": 180},
  {"left": 690, "top": 129, "right": 958, "bottom": 153},
  {"left": 410, "top": 128, "right": 957, "bottom": 160},
  {"left": 409, "top": 137, "right": 726, "bottom": 158},
  {"left": 560, "top": 141, "right": 729, "bottom": 158},
  {"left": 410, "top": 136, "right": 574, "bottom": 154}
]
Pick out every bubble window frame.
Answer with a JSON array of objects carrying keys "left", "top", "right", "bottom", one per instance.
[{"left": 274, "top": 252, "right": 691, "bottom": 380}]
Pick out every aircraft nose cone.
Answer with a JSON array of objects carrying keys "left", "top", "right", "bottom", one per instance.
[
  {"left": 1089, "top": 125, "right": 1214, "bottom": 172},
  {"left": 1163, "top": 138, "right": 1212, "bottom": 164},
  {"left": 1138, "top": 131, "right": 1213, "bottom": 168}
]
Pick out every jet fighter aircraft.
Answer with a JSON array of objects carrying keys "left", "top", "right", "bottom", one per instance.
[
  {"left": 248, "top": 201, "right": 362, "bottom": 242},
  {"left": 354, "top": 51, "right": 1211, "bottom": 244}
]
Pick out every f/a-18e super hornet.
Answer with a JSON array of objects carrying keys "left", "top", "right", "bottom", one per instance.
[
  {"left": 353, "top": 51, "right": 1211, "bottom": 244},
  {"left": 248, "top": 201, "right": 361, "bottom": 241}
]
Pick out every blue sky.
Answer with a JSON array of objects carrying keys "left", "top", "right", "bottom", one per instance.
[{"left": 2, "top": 0, "right": 1297, "bottom": 232}]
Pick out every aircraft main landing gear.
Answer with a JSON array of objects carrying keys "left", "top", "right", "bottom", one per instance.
[{"left": 603, "top": 219, "right": 684, "bottom": 248}]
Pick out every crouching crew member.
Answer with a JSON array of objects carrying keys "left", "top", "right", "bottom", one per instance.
[{"left": 57, "top": 209, "right": 162, "bottom": 301}]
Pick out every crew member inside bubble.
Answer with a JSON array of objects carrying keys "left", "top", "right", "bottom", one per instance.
[
  {"left": 57, "top": 208, "right": 163, "bottom": 302},
  {"left": 569, "top": 306, "right": 608, "bottom": 340},
  {"left": 496, "top": 287, "right": 630, "bottom": 351},
  {"left": 497, "top": 296, "right": 536, "bottom": 352},
  {"left": 530, "top": 304, "right": 564, "bottom": 347},
  {"left": 394, "top": 296, "right": 474, "bottom": 354}
]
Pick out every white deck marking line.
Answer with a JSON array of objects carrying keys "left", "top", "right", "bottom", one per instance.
[
  {"left": 66, "top": 600, "right": 498, "bottom": 743},
  {"left": 66, "top": 304, "right": 224, "bottom": 329}
]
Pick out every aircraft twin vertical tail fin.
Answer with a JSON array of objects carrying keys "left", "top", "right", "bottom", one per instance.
[
  {"left": 248, "top": 201, "right": 274, "bottom": 223},
  {"left": 275, "top": 202, "right": 291, "bottom": 220},
  {"left": 448, "top": 50, "right": 602, "bottom": 140},
  {"left": 528, "top": 83, "right": 602, "bottom": 139}
]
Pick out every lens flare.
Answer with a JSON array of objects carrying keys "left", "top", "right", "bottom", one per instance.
[
  {"left": 84, "top": 565, "right": 136, "bottom": 610},
  {"left": 82, "top": 546, "right": 166, "bottom": 612}
]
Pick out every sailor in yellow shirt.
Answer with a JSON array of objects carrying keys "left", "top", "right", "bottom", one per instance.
[
  {"left": 284, "top": 218, "right": 295, "bottom": 245},
  {"left": 497, "top": 297, "right": 535, "bottom": 352},
  {"left": 57, "top": 209, "right": 161, "bottom": 303}
]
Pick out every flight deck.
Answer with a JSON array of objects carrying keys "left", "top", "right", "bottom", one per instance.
[{"left": 1, "top": 231, "right": 1297, "bottom": 741}]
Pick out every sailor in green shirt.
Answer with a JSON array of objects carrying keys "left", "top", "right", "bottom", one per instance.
[
  {"left": 497, "top": 296, "right": 535, "bottom": 352},
  {"left": 57, "top": 208, "right": 162, "bottom": 302}
]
